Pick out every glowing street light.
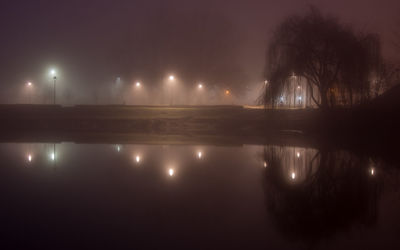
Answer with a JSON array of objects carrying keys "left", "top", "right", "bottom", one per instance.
[
  {"left": 197, "top": 151, "right": 203, "bottom": 159},
  {"left": 28, "top": 154, "right": 32, "bottom": 163},
  {"left": 49, "top": 69, "right": 57, "bottom": 105},
  {"left": 198, "top": 83, "right": 203, "bottom": 89},
  {"left": 291, "top": 172, "right": 296, "bottom": 180},
  {"left": 168, "top": 74, "right": 176, "bottom": 105},
  {"left": 370, "top": 168, "right": 375, "bottom": 176},
  {"left": 263, "top": 161, "right": 267, "bottom": 168},
  {"left": 168, "top": 168, "right": 175, "bottom": 177},
  {"left": 135, "top": 82, "right": 141, "bottom": 87},
  {"left": 225, "top": 90, "right": 230, "bottom": 95},
  {"left": 296, "top": 152, "right": 300, "bottom": 158},
  {"left": 50, "top": 152, "right": 55, "bottom": 161},
  {"left": 135, "top": 155, "right": 141, "bottom": 163},
  {"left": 26, "top": 81, "right": 33, "bottom": 104}
]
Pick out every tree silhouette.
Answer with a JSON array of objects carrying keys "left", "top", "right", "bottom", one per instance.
[{"left": 264, "top": 7, "right": 381, "bottom": 109}]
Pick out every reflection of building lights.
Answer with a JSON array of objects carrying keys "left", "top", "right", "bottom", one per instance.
[
  {"left": 50, "top": 153, "right": 55, "bottom": 161},
  {"left": 135, "top": 155, "right": 141, "bottom": 163},
  {"left": 117, "top": 145, "right": 121, "bottom": 152},
  {"left": 263, "top": 161, "right": 267, "bottom": 168},
  {"left": 28, "top": 154, "right": 32, "bottom": 162},
  {"left": 168, "top": 168, "right": 175, "bottom": 176},
  {"left": 298, "top": 96, "right": 302, "bottom": 101},
  {"left": 296, "top": 152, "right": 300, "bottom": 158},
  {"left": 280, "top": 96, "right": 284, "bottom": 102},
  {"left": 370, "top": 168, "right": 375, "bottom": 176},
  {"left": 197, "top": 151, "right": 202, "bottom": 159},
  {"left": 291, "top": 172, "right": 296, "bottom": 179}
]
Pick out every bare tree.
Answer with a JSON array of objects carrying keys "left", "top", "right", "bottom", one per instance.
[{"left": 264, "top": 7, "right": 381, "bottom": 109}]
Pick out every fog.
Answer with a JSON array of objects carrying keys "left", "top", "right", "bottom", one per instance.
[{"left": 0, "top": 0, "right": 399, "bottom": 105}]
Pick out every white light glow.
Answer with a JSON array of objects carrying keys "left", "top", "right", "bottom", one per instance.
[
  {"left": 197, "top": 151, "right": 202, "bottom": 159},
  {"left": 291, "top": 172, "right": 296, "bottom": 179},
  {"left": 296, "top": 152, "right": 300, "bottom": 158},
  {"left": 28, "top": 154, "right": 32, "bottom": 162},
  {"left": 136, "top": 82, "right": 141, "bottom": 87},
  {"left": 370, "top": 168, "right": 375, "bottom": 176},
  {"left": 169, "top": 75, "right": 175, "bottom": 81},
  {"left": 263, "top": 161, "right": 267, "bottom": 168},
  {"left": 50, "top": 153, "right": 55, "bottom": 161},
  {"left": 117, "top": 146, "right": 121, "bottom": 152},
  {"left": 168, "top": 168, "right": 175, "bottom": 176},
  {"left": 135, "top": 155, "right": 141, "bottom": 163},
  {"left": 27, "top": 82, "right": 32, "bottom": 86},
  {"left": 198, "top": 84, "right": 203, "bottom": 89},
  {"left": 50, "top": 69, "right": 56, "bottom": 76}
]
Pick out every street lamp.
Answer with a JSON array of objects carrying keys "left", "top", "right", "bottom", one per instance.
[
  {"left": 50, "top": 69, "right": 57, "bottom": 105},
  {"left": 198, "top": 83, "right": 203, "bottom": 89},
  {"left": 26, "top": 82, "right": 33, "bottom": 104},
  {"left": 168, "top": 75, "right": 176, "bottom": 105},
  {"left": 136, "top": 82, "right": 141, "bottom": 87}
]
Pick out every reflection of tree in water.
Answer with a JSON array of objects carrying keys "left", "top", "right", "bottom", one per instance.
[{"left": 261, "top": 146, "right": 383, "bottom": 244}]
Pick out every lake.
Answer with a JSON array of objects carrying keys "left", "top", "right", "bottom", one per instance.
[{"left": 0, "top": 142, "right": 398, "bottom": 249}]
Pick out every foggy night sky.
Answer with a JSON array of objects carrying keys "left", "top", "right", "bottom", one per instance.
[{"left": 0, "top": 0, "right": 399, "bottom": 103}]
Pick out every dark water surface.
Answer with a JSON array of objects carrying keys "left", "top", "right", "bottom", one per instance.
[{"left": 0, "top": 142, "right": 399, "bottom": 249}]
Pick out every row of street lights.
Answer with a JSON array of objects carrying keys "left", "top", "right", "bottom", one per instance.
[{"left": 25, "top": 71, "right": 231, "bottom": 105}]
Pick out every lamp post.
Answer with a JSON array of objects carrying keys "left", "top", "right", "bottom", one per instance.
[
  {"left": 168, "top": 75, "right": 175, "bottom": 106},
  {"left": 50, "top": 69, "right": 57, "bottom": 105},
  {"left": 26, "top": 82, "right": 32, "bottom": 104}
]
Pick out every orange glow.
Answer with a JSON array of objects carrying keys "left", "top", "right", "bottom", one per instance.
[{"left": 225, "top": 90, "right": 230, "bottom": 95}]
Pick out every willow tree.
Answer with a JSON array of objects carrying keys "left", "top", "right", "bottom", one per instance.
[{"left": 264, "top": 8, "right": 381, "bottom": 109}]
